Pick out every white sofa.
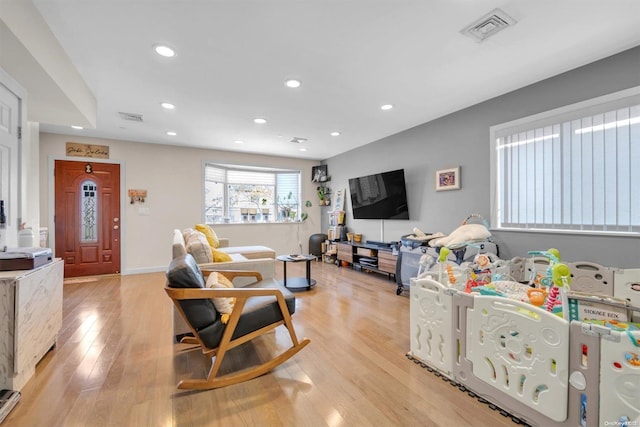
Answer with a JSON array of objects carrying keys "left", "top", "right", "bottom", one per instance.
[
  {"left": 171, "top": 229, "right": 278, "bottom": 339},
  {"left": 172, "top": 229, "right": 276, "bottom": 275}
]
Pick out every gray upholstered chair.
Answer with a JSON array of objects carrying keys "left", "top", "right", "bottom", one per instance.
[{"left": 165, "top": 254, "right": 310, "bottom": 390}]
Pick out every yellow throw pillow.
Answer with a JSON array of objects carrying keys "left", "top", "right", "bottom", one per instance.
[
  {"left": 205, "top": 272, "right": 235, "bottom": 324},
  {"left": 195, "top": 223, "right": 220, "bottom": 249},
  {"left": 212, "top": 248, "right": 232, "bottom": 262}
]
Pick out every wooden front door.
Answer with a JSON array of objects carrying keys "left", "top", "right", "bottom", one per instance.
[{"left": 55, "top": 160, "right": 121, "bottom": 277}]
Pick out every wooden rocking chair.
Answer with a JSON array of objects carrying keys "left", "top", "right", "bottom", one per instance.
[{"left": 165, "top": 254, "right": 310, "bottom": 390}]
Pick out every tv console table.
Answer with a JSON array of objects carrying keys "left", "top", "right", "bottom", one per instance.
[{"left": 336, "top": 241, "right": 397, "bottom": 281}]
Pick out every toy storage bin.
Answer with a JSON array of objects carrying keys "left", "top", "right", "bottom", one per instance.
[
  {"left": 452, "top": 292, "right": 571, "bottom": 425},
  {"left": 408, "top": 276, "right": 456, "bottom": 378}
]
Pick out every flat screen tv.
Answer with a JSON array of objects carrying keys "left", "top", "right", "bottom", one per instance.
[{"left": 348, "top": 169, "right": 409, "bottom": 220}]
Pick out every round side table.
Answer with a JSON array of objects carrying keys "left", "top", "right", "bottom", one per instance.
[{"left": 276, "top": 254, "right": 317, "bottom": 291}]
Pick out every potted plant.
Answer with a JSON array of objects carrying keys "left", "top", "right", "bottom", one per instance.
[
  {"left": 261, "top": 198, "right": 269, "bottom": 220},
  {"left": 279, "top": 191, "right": 295, "bottom": 221}
]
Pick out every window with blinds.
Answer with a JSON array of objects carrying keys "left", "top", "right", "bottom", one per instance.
[
  {"left": 204, "top": 163, "right": 301, "bottom": 223},
  {"left": 491, "top": 88, "right": 640, "bottom": 234}
]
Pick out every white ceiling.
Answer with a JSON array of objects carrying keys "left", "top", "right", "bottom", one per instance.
[{"left": 32, "top": 0, "right": 640, "bottom": 160}]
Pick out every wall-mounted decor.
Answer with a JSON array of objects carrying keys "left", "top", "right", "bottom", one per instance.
[
  {"left": 311, "top": 165, "right": 328, "bottom": 182},
  {"left": 66, "top": 142, "right": 110, "bottom": 159},
  {"left": 128, "top": 189, "right": 147, "bottom": 204},
  {"left": 435, "top": 167, "right": 460, "bottom": 191},
  {"left": 333, "top": 188, "right": 345, "bottom": 211}
]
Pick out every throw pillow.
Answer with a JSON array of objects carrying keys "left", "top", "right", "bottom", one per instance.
[
  {"left": 185, "top": 230, "right": 214, "bottom": 264},
  {"left": 212, "top": 248, "right": 233, "bottom": 262},
  {"left": 195, "top": 224, "right": 220, "bottom": 249},
  {"left": 205, "top": 272, "right": 235, "bottom": 324}
]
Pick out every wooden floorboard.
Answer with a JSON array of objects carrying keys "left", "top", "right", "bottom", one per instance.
[{"left": 6, "top": 260, "right": 517, "bottom": 427}]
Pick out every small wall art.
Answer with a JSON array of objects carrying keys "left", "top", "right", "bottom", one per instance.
[
  {"left": 435, "top": 167, "right": 460, "bottom": 191},
  {"left": 311, "top": 165, "right": 328, "bottom": 182},
  {"left": 333, "top": 188, "right": 345, "bottom": 211}
]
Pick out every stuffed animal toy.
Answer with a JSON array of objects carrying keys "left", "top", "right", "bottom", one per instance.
[
  {"left": 428, "top": 223, "right": 491, "bottom": 249},
  {"left": 205, "top": 272, "right": 236, "bottom": 324},
  {"left": 407, "top": 228, "right": 444, "bottom": 241}
]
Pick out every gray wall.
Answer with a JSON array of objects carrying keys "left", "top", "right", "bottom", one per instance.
[{"left": 323, "top": 46, "right": 640, "bottom": 268}]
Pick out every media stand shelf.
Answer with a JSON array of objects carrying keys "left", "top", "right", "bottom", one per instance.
[{"left": 336, "top": 241, "right": 397, "bottom": 281}]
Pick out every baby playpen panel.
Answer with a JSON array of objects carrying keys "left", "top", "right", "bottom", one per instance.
[
  {"left": 409, "top": 277, "right": 456, "bottom": 378},
  {"left": 598, "top": 326, "right": 640, "bottom": 426},
  {"left": 568, "top": 261, "right": 614, "bottom": 296},
  {"left": 566, "top": 322, "right": 602, "bottom": 427},
  {"left": 508, "top": 256, "right": 528, "bottom": 283},
  {"left": 452, "top": 292, "right": 570, "bottom": 425},
  {"left": 614, "top": 268, "right": 640, "bottom": 322},
  {"left": 525, "top": 256, "right": 551, "bottom": 284}
]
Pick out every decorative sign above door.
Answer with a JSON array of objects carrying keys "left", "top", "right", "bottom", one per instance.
[{"left": 66, "top": 142, "right": 110, "bottom": 159}]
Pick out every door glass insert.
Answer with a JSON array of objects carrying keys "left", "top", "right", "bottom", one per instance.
[{"left": 80, "top": 180, "right": 98, "bottom": 242}]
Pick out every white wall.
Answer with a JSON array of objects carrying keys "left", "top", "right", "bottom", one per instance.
[{"left": 39, "top": 133, "right": 322, "bottom": 274}]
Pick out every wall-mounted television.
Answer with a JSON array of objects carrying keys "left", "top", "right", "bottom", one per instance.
[{"left": 348, "top": 169, "right": 409, "bottom": 220}]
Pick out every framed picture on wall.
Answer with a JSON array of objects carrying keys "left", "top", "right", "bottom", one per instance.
[
  {"left": 435, "top": 167, "right": 460, "bottom": 191},
  {"left": 333, "top": 188, "right": 345, "bottom": 211},
  {"left": 311, "top": 165, "right": 328, "bottom": 182}
]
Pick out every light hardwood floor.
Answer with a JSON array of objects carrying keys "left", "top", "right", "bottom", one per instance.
[{"left": 6, "top": 260, "right": 517, "bottom": 427}]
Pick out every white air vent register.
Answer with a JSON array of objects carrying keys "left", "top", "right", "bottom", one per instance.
[{"left": 461, "top": 8, "right": 516, "bottom": 42}]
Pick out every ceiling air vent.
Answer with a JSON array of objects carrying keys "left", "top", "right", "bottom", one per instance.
[
  {"left": 290, "top": 137, "right": 307, "bottom": 144},
  {"left": 460, "top": 8, "right": 516, "bottom": 42},
  {"left": 118, "top": 112, "right": 143, "bottom": 122}
]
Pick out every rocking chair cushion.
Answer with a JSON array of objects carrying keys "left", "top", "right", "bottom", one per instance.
[
  {"left": 197, "top": 279, "right": 296, "bottom": 349},
  {"left": 166, "top": 254, "right": 219, "bottom": 330}
]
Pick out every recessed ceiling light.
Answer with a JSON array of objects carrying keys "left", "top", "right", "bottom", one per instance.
[
  {"left": 166, "top": 131, "right": 177, "bottom": 136},
  {"left": 234, "top": 140, "right": 244, "bottom": 144},
  {"left": 299, "top": 147, "right": 308, "bottom": 152},
  {"left": 161, "top": 102, "right": 175, "bottom": 110},
  {"left": 380, "top": 104, "right": 394, "bottom": 110},
  {"left": 285, "top": 79, "right": 301, "bottom": 88},
  {"left": 330, "top": 131, "right": 341, "bottom": 137},
  {"left": 71, "top": 125, "right": 83, "bottom": 130},
  {"left": 254, "top": 118, "right": 267, "bottom": 124},
  {"left": 154, "top": 44, "right": 175, "bottom": 57}
]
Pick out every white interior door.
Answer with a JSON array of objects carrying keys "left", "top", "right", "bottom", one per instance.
[{"left": 0, "top": 82, "right": 20, "bottom": 247}]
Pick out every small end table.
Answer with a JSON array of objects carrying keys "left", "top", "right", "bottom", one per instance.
[{"left": 276, "top": 254, "right": 317, "bottom": 291}]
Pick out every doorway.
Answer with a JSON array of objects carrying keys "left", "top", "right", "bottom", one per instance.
[
  {"left": 54, "top": 160, "right": 121, "bottom": 277},
  {"left": 0, "top": 82, "right": 21, "bottom": 247}
]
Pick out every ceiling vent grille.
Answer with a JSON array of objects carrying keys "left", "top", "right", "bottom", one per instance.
[
  {"left": 118, "top": 112, "right": 143, "bottom": 122},
  {"left": 290, "top": 137, "right": 307, "bottom": 144},
  {"left": 460, "top": 8, "right": 516, "bottom": 42}
]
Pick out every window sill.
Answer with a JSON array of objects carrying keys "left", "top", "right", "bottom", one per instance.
[
  {"left": 492, "top": 226, "right": 640, "bottom": 238},
  {"left": 209, "top": 220, "right": 305, "bottom": 226}
]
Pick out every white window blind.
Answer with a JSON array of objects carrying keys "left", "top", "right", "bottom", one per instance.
[
  {"left": 227, "top": 170, "right": 276, "bottom": 185},
  {"left": 205, "top": 166, "right": 225, "bottom": 182},
  {"left": 492, "top": 90, "right": 640, "bottom": 234},
  {"left": 277, "top": 173, "right": 300, "bottom": 204}
]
